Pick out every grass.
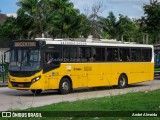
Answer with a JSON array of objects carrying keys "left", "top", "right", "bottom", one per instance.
[
  {"left": 154, "top": 67, "right": 160, "bottom": 71},
  {"left": 2, "top": 89, "right": 160, "bottom": 120},
  {"left": 27, "top": 90, "right": 160, "bottom": 111}
]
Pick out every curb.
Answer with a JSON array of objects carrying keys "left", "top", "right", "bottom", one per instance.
[
  {"left": 0, "top": 84, "right": 7, "bottom": 87},
  {"left": 0, "top": 82, "right": 8, "bottom": 87}
]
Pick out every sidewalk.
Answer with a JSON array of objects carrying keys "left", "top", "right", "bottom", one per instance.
[{"left": 0, "top": 81, "right": 8, "bottom": 87}]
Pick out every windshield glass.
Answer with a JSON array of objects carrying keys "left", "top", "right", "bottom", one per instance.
[
  {"left": 9, "top": 49, "right": 41, "bottom": 71},
  {"left": 155, "top": 51, "right": 160, "bottom": 67}
]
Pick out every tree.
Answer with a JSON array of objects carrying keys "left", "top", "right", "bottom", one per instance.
[
  {"left": 17, "top": 0, "right": 84, "bottom": 38},
  {"left": 0, "top": 17, "right": 18, "bottom": 47},
  {"left": 99, "top": 12, "right": 138, "bottom": 42},
  {"left": 16, "top": 10, "right": 34, "bottom": 39},
  {"left": 78, "top": 14, "right": 92, "bottom": 38},
  {"left": 46, "top": 0, "right": 81, "bottom": 38},
  {"left": 143, "top": 0, "right": 160, "bottom": 43},
  {"left": 117, "top": 14, "right": 138, "bottom": 42},
  {"left": 17, "top": 0, "right": 47, "bottom": 37},
  {"left": 88, "top": 2, "right": 103, "bottom": 38},
  {"left": 99, "top": 12, "right": 118, "bottom": 39}
]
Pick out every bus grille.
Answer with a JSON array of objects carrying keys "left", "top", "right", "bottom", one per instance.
[{"left": 11, "top": 82, "right": 31, "bottom": 88}]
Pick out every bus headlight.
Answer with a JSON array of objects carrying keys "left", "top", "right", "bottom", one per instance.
[{"left": 31, "top": 76, "right": 41, "bottom": 84}]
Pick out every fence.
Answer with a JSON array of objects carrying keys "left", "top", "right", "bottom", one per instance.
[{"left": 0, "top": 48, "right": 9, "bottom": 83}]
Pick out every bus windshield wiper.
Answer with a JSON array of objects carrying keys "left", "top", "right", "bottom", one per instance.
[{"left": 19, "top": 53, "right": 28, "bottom": 71}]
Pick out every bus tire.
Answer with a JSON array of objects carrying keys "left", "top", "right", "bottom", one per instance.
[
  {"left": 118, "top": 74, "right": 128, "bottom": 89},
  {"left": 31, "top": 89, "right": 42, "bottom": 95},
  {"left": 59, "top": 77, "right": 71, "bottom": 94}
]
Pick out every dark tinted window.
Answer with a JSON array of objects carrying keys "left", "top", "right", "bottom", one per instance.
[
  {"left": 142, "top": 48, "right": 152, "bottom": 62},
  {"left": 63, "top": 47, "right": 70, "bottom": 60},
  {"left": 95, "top": 48, "right": 105, "bottom": 61},
  {"left": 131, "top": 48, "right": 141, "bottom": 61},
  {"left": 79, "top": 47, "right": 91, "bottom": 62},
  {"left": 107, "top": 48, "right": 119, "bottom": 61},
  {"left": 63, "top": 46, "right": 77, "bottom": 62},
  {"left": 44, "top": 51, "right": 60, "bottom": 65},
  {"left": 119, "top": 48, "right": 130, "bottom": 61},
  {"left": 62, "top": 46, "right": 152, "bottom": 63}
]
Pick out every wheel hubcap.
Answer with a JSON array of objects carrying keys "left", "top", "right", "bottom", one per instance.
[
  {"left": 120, "top": 77, "right": 125, "bottom": 87},
  {"left": 62, "top": 82, "right": 69, "bottom": 91}
]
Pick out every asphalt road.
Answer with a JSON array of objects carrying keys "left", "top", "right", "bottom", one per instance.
[{"left": 0, "top": 79, "right": 160, "bottom": 111}]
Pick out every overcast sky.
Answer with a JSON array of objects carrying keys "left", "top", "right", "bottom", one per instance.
[
  {"left": 70, "top": 0, "right": 151, "bottom": 18},
  {"left": 0, "top": 0, "right": 153, "bottom": 19}
]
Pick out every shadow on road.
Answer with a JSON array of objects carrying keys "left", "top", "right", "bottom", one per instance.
[{"left": 1, "top": 82, "right": 150, "bottom": 97}]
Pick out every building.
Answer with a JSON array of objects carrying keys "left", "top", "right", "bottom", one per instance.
[
  {"left": 0, "top": 14, "right": 7, "bottom": 24},
  {"left": 0, "top": 13, "right": 17, "bottom": 24}
]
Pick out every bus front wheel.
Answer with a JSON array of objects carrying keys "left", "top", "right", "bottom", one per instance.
[
  {"left": 118, "top": 74, "right": 128, "bottom": 89},
  {"left": 59, "top": 77, "right": 71, "bottom": 94}
]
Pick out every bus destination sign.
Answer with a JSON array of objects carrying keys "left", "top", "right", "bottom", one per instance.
[{"left": 14, "top": 42, "right": 37, "bottom": 47}]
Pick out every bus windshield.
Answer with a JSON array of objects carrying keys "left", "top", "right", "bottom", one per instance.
[
  {"left": 9, "top": 49, "right": 41, "bottom": 71},
  {"left": 155, "top": 51, "right": 160, "bottom": 68}
]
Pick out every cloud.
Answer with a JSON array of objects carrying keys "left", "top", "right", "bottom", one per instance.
[{"left": 70, "top": 0, "right": 149, "bottom": 18}]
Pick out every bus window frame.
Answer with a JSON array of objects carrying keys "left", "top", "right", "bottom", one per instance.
[{"left": 42, "top": 45, "right": 62, "bottom": 73}]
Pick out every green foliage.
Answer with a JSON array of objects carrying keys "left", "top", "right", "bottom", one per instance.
[
  {"left": 26, "top": 89, "right": 160, "bottom": 112},
  {"left": 2, "top": 89, "right": 159, "bottom": 120},
  {"left": 143, "top": 0, "right": 160, "bottom": 43},
  {"left": 0, "top": 0, "right": 92, "bottom": 47},
  {"left": 1, "top": 0, "right": 160, "bottom": 46},
  {"left": 0, "top": 17, "right": 18, "bottom": 47},
  {"left": 99, "top": 12, "right": 118, "bottom": 39},
  {"left": 99, "top": 12, "right": 139, "bottom": 42},
  {"left": 16, "top": 0, "right": 85, "bottom": 38}
]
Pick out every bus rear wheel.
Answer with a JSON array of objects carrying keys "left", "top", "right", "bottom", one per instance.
[
  {"left": 118, "top": 74, "right": 128, "bottom": 89},
  {"left": 59, "top": 78, "right": 71, "bottom": 94},
  {"left": 31, "top": 89, "right": 42, "bottom": 95}
]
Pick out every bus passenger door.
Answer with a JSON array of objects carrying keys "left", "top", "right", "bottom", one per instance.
[
  {"left": 43, "top": 49, "right": 61, "bottom": 90},
  {"left": 44, "top": 72, "right": 58, "bottom": 90}
]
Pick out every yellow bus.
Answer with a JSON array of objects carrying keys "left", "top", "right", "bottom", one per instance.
[{"left": 7, "top": 38, "right": 154, "bottom": 94}]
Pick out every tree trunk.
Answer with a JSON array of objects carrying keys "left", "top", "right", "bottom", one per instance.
[{"left": 121, "top": 34, "right": 124, "bottom": 42}]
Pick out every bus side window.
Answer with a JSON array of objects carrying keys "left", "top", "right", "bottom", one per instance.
[
  {"left": 86, "top": 47, "right": 91, "bottom": 61},
  {"left": 44, "top": 51, "right": 60, "bottom": 65},
  {"left": 90, "top": 48, "right": 96, "bottom": 62},
  {"left": 142, "top": 48, "right": 152, "bottom": 62},
  {"left": 112, "top": 48, "right": 118, "bottom": 61},
  {"left": 63, "top": 47, "right": 70, "bottom": 61},
  {"left": 90, "top": 54, "right": 96, "bottom": 61},
  {"left": 44, "top": 52, "right": 49, "bottom": 64},
  {"left": 78, "top": 47, "right": 85, "bottom": 61},
  {"left": 119, "top": 48, "right": 130, "bottom": 62},
  {"left": 70, "top": 47, "right": 77, "bottom": 60},
  {"left": 106, "top": 48, "right": 112, "bottom": 61},
  {"left": 95, "top": 48, "right": 105, "bottom": 62},
  {"left": 79, "top": 47, "right": 91, "bottom": 62},
  {"left": 131, "top": 48, "right": 141, "bottom": 61},
  {"left": 63, "top": 46, "right": 77, "bottom": 62}
]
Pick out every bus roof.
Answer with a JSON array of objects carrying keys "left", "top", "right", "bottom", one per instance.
[{"left": 38, "top": 38, "right": 153, "bottom": 48}]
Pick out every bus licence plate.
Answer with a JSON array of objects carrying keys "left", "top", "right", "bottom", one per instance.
[{"left": 18, "top": 84, "right": 24, "bottom": 87}]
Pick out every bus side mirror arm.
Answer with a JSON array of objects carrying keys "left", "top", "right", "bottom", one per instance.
[{"left": 4, "top": 50, "right": 10, "bottom": 64}]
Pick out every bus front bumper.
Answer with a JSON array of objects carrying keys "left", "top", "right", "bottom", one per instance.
[{"left": 8, "top": 80, "right": 44, "bottom": 90}]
